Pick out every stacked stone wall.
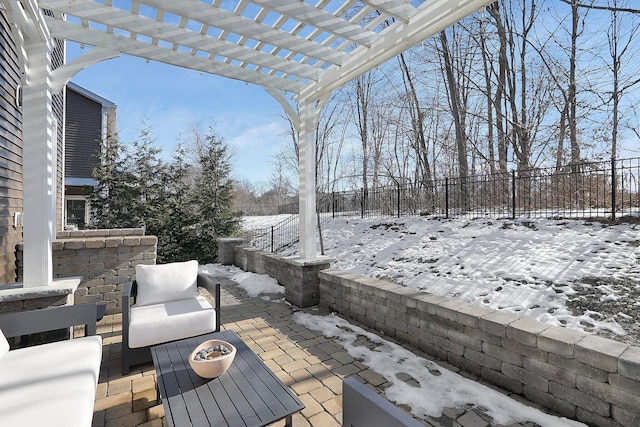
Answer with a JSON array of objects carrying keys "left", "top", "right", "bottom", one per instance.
[
  {"left": 17, "top": 228, "right": 157, "bottom": 314},
  {"left": 319, "top": 269, "right": 640, "bottom": 427},
  {"left": 231, "top": 245, "right": 330, "bottom": 307}
]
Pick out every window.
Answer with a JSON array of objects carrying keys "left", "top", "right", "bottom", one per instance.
[{"left": 66, "top": 199, "right": 87, "bottom": 229}]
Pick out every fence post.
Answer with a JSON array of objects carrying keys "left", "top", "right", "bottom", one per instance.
[
  {"left": 397, "top": 183, "right": 401, "bottom": 218},
  {"left": 511, "top": 170, "right": 516, "bottom": 219},
  {"left": 332, "top": 192, "right": 335, "bottom": 219},
  {"left": 611, "top": 158, "right": 616, "bottom": 221},
  {"left": 270, "top": 226, "right": 274, "bottom": 252},
  {"left": 445, "top": 178, "right": 449, "bottom": 219}
]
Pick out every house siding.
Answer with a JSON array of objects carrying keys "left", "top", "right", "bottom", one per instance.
[
  {"left": 65, "top": 88, "right": 102, "bottom": 179},
  {"left": 0, "top": 9, "right": 24, "bottom": 284},
  {"left": 51, "top": 40, "right": 64, "bottom": 233}
]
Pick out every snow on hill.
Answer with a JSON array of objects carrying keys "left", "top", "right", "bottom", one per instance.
[{"left": 243, "top": 215, "right": 640, "bottom": 344}]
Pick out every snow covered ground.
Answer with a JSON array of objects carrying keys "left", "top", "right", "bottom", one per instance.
[
  {"left": 197, "top": 215, "right": 640, "bottom": 426},
  {"left": 246, "top": 215, "right": 640, "bottom": 344}
]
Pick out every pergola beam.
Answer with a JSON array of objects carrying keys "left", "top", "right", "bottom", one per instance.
[
  {"left": 251, "top": 0, "right": 379, "bottom": 47},
  {"left": 40, "top": 0, "right": 320, "bottom": 81},
  {"left": 45, "top": 17, "right": 306, "bottom": 93},
  {"left": 298, "top": 0, "right": 494, "bottom": 103},
  {"left": 143, "top": 0, "right": 347, "bottom": 65}
]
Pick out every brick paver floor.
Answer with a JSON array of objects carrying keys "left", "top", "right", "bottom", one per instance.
[{"left": 91, "top": 277, "right": 558, "bottom": 427}]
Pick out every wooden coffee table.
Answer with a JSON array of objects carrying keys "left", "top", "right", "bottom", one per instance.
[{"left": 151, "top": 330, "right": 305, "bottom": 427}]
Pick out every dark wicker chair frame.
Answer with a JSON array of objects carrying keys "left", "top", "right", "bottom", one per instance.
[{"left": 121, "top": 272, "right": 220, "bottom": 375}]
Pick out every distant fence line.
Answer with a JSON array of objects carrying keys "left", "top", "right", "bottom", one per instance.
[{"left": 242, "top": 157, "right": 640, "bottom": 253}]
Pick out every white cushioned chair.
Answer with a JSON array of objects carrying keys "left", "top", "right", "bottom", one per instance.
[
  {"left": 122, "top": 260, "right": 220, "bottom": 374},
  {"left": 0, "top": 304, "right": 102, "bottom": 427}
]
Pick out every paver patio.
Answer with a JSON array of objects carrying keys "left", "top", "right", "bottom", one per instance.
[{"left": 90, "top": 276, "right": 558, "bottom": 427}]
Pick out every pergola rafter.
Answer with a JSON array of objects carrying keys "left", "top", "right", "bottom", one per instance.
[{"left": 4, "top": 0, "right": 492, "bottom": 288}]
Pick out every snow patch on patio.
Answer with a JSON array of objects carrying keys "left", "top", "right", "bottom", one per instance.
[{"left": 199, "top": 264, "right": 284, "bottom": 298}]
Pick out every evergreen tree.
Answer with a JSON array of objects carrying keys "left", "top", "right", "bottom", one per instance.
[
  {"left": 128, "top": 126, "right": 166, "bottom": 235},
  {"left": 91, "top": 124, "right": 240, "bottom": 263},
  {"left": 90, "top": 132, "right": 139, "bottom": 228},
  {"left": 156, "top": 146, "right": 199, "bottom": 263},
  {"left": 187, "top": 127, "right": 241, "bottom": 263}
]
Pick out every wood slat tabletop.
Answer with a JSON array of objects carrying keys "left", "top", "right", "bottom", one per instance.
[{"left": 151, "top": 330, "right": 305, "bottom": 427}]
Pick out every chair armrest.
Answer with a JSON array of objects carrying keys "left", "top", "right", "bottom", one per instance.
[
  {"left": 0, "top": 303, "right": 99, "bottom": 338},
  {"left": 197, "top": 273, "right": 221, "bottom": 332}
]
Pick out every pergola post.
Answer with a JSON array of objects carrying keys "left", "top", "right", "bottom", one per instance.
[
  {"left": 19, "top": 10, "right": 55, "bottom": 287},
  {"left": 298, "top": 100, "right": 317, "bottom": 259}
]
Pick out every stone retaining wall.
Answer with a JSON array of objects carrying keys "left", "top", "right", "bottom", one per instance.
[
  {"left": 229, "top": 244, "right": 331, "bottom": 307},
  {"left": 319, "top": 269, "right": 640, "bottom": 427},
  {"left": 17, "top": 228, "right": 157, "bottom": 314}
]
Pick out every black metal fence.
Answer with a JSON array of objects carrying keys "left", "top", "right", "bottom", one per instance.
[
  {"left": 318, "top": 157, "right": 640, "bottom": 220},
  {"left": 243, "top": 157, "right": 640, "bottom": 252}
]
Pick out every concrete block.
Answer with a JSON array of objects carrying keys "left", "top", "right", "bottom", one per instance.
[
  {"left": 482, "top": 341, "right": 523, "bottom": 366},
  {"left": 575, "top": 335, "right": 629, "bottom": 373},
  {"left": 609, "top": 373, "right": 640, "bottom": 396},
  {"left": 387, "top": 286, "right": 416, "bottom": 304},
  {"left": 464, "top": 325, "right": 502, "bottom": 346},
  {"left": 503, "top": 362, "right": 548, "bottom": 392},
  {"left": 455, "top": 304, "right": 495, "bottom": 328},
  {"left": 577, "top": 375, "right": 640, "bottom": 413},
  {"left": 465, "top": 348, "right": 501, "bottom": 371},
  {"left": 482, "top": 367, "right": 523, "bottom": 394},
  {"left": 548, "top": 353, "right": 608, "bottom": 383},
  {"left": 448, "top": 329, "right": 482, "bottom": 351},
  {"left": 550, "top": 381, "right": 610, "bottom": 417},
  {"left": 506, "top": 318, "right": 550, "bottom": 347},
  {"left": 524, "top": 357, "right": 575, "bottom": 387},
  {"left": 478, "top": 311, "right": 520, "bottom": 337},
  {"left": 502, "top": 337, "right": 547, "bottom": 361},
  {"left": 123, "top": 236, "right": 142, "bottom": 246},
  {"left": 434, "top": 334, "right": 464, "bottom": 357},
  {"left": 85, "top": 238, "right": 106, "bottom": 249},
  {"left": 523, "top": 385, "right": 574, "bottom": 419},
  {"left": 576, "top": 408, "right": 619, "bottom": 427},
  {"left": 435, "top": 299, "right": 473, "bottom": 323},
  {"left": 538, "top": 326, "right": 586, "bottom": 358},
  {"left": 618, "top": 346, "right": 640, "bottom": 382},
  {"left": 414, "top": 293, "right": 448, "bottom": 315},
  {"left": 612, "top": 405, "right": 640, "bottom": 427},
  {"left": 447, "top": 353, "right": 482, "bottom": 376}
]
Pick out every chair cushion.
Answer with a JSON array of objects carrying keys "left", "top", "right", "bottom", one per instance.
[
  {"left": 0, "top": 328, "right": 8, "bottom": 359},
  {"left": 129, "top": 296, "right": 217, "bottom": 348},
  {"left": 135, "top": 260, "right": 199, "bottom": 306},
  {"left": 0, "top": 335, "right": 102, "bottom": 427}
]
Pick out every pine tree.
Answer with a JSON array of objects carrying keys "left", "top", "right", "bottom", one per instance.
[
  {"left": 156, "top": 146, "right": 199, "bottom": 263},
  {"left": 91, "top": 124, "right": 240, "bottom": 263},
  {"left": 128, "top": 126, "right": 166, "bottom": 235},
  {"left": 187, "top": 127, "right": 241, "bottom": 263},
  {"left": 90, "top": 132, "right": 140, "bottom": 228}
]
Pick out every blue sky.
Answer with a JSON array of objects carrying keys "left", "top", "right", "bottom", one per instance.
[{"left": 67, "top": 43, "right": 291, "bottom": 185}]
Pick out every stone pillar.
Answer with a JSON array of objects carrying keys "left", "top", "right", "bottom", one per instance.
[
  {"left": 233, "top": 246, "right": 332, "bottom": 307},
  {"left": 217, "top": 238, "right": 246, "bottom": 265}
]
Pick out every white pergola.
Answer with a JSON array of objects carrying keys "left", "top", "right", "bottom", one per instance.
[{"left": 3, "top": 0, "right": 492, "bottom": 287}]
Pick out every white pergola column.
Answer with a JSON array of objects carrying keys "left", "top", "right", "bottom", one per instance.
[
  {"left": 20, "top": 15, "right": 55, "bottom": 287},
  {"left": 298, "top": 100, "right": 317, "bottom": 260}
]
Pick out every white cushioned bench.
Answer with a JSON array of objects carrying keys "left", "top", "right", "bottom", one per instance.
[{"left": 0, "top": 304, "right": 102, "bottom": 427}]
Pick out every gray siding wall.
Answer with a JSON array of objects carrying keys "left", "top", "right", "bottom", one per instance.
[
  {"left": 65, "top": 88, "right": 102, "bottom": 179},
  {"left": 0, "top": 9, "right": 24, "bottom": 284}
]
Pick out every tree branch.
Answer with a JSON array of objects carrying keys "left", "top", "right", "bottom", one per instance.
[{"left": 559, "top": 0, "right": 640, "bottom": 14}]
